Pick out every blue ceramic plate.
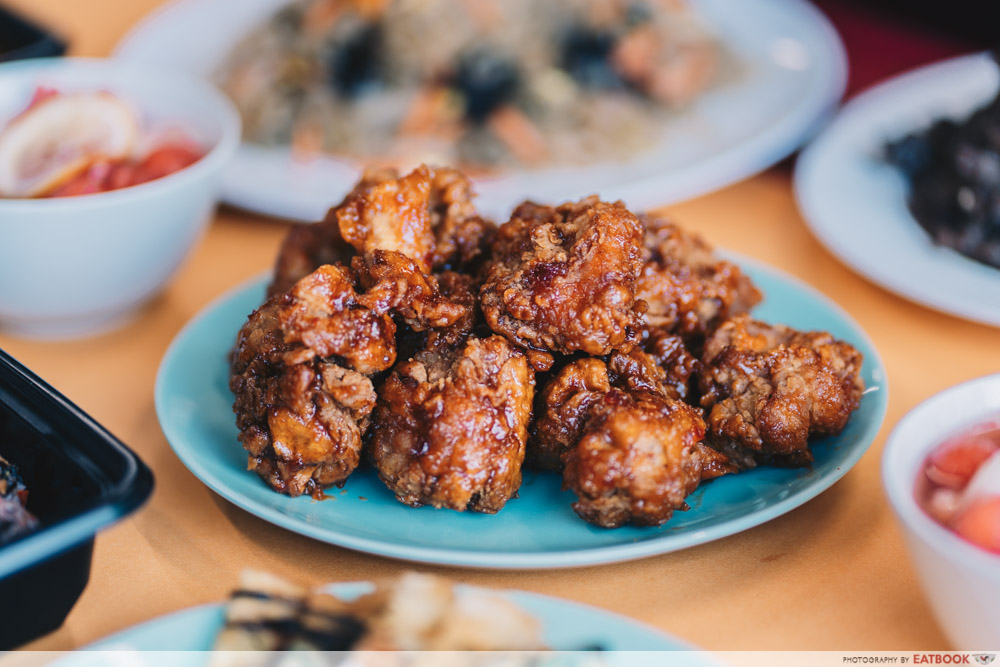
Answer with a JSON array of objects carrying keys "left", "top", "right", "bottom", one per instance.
[
  {"left": 79, "top": 583, "right": 691, "bottom": 654},
  {"left": 155, "top": 258, "right": 887, "bottom": 569}
]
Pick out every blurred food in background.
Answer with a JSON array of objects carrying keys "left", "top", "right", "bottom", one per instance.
[
  {"left": 216, "top": 0, "right": 725, "bottom": 169},
  {"left": 0, "top": 88, "right": 205, "bottom": 198},
  {"left": 886, "top": 54, "right": 1000, "bottom": 271}
]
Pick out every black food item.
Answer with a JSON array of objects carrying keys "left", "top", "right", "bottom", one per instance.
[{"left": 886, "top": 57, "right": 1000, "bottom": 270}]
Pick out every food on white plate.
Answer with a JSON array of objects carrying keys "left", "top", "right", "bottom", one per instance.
[
  {"left": 0, "top": 88, "right": 204, "bottom": 198},
  {"left": 885, "top": 52, "right": 1000, "bottom": 271},
  {"left": 919, "top": 421, "right": 1000, "bottom": 554},
  {"left": 228, "top": 164, "right": 866, "bottom": 528},
  {"left": 216, "top": 0, "right": 724, "bottom": 169},
  {"left": 212, "top": 570, "right": 545, "bottom": 653},
  {"left": 0, "top": 455, "right": 39, "bottom": 546}
]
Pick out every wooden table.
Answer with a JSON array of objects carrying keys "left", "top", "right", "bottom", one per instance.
[{"left": 7, "top": 0, "right": 995, "bottom": 651}]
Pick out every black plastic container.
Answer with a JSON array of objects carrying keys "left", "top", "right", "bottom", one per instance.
[
  {"left": 0, "top": 5, "right": 65, "bottom": 63},
  {"left": 0, "top": 349, "right": 153, "bottom": 649}
]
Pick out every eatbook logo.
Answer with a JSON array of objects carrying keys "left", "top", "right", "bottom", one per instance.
[{"left": 973, "top": 655, "right": 996, "bottom": 666}]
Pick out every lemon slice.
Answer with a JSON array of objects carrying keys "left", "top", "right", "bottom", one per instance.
[{"left": 0, "top": 91, "right": 139, "bottom": 197}]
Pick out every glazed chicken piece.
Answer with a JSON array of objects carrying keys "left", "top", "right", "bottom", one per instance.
[
  {"left": 530, "top": 330, "right": 701, "bottom": 474},
  {"left": 563, "top": 389, "right": 732, "bottom": 529},
  {"left": 608, "top": 328, "right": 701, "bottom": 403},
  {"left": 335, "top": 164, "right": 495, "bottom": 274},
  {"left": 637, "top": 213, "right": 761, "bottom": 343},
  {"left": 371, "top": 334, "right": 534, "bottom": 513},
  {"left": 480, "top": 196, "right": 646, "bottom": 358},
  {"left": 269, "top": 165, "right": 494, "bottom": 297},
  {"left": 529, "top": 358, "right": 612, "bottom": 472},
  {"left": 232, "top": 261, "right": 469, "bottom": 496},
  {"left": 699, "top": 314, "right": 865, "bottom": 468}
]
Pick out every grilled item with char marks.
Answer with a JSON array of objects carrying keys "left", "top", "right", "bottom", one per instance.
[
  {"left": 699, "top": 314, "right": 865, "bottom": 468},
  {"left": 480, "top": 196, "right": 646, "bottom": 358}
]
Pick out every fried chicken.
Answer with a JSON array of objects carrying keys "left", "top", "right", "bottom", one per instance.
[
  {"left": 480, "top": 197, "right": 646, "bottom": 357},
  {"left": 371, "top": 332, "right": 534, "bottom": 513},
  {"left": 563, "top": 389, "right": 732, "bottom": 528},
  {"left": 637, "top": 213, "right": 761, "bottom": 342},
  {"left": 270, "top": 165, "right": 494, "bottom": 298},
  {"left": 608, "top": 328, "right": 701, "bottom": 402},
  {"left": 336, "top": 164, "right": 495, "bottom": 273},
  {"left": 232, "top": 262, "right": 469, "bottom": 496},
  {"left": 530, "top": 331, "right": 701, "bottom": 473},
  {"left": 699, "top": 314, "right": 865, "bottom": 468},
  {"left": 529, "top": 358, "right": 612, "bottom": 472}
]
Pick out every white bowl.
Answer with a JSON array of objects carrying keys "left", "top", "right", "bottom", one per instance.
[
  {"left": 0, "top": 57, "right": 240, "bottom": 338},
  {"left": 882, "top": 374, "right": 1000, "bottom": 649}
]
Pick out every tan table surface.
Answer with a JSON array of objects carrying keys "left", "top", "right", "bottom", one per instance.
[{"left": 6, "top": 0, "right": 997, "bottom": 652}]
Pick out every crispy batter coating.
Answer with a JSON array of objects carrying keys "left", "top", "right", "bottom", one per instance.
[
  {"left": 529, "top": 358, "right": 612, "bottom": 472},
  {"left": 563, "top": 389, "right": 731, "bottom": 528},
  {"left": 270, "top": 165, "right": 494, "bottom": 298},
  {"left": 480, "top": 197, "right": 645, "bottom": 356},
  {"left": 277, "top": 264, "right": 398, "bottom": 375},
  {"left": 354, "top": 250, "right": 470, "bottom": 332},
  {"left": 637, "top": 213, "right": 761, "bottom": 341},
  {"left": 371, "top": 335, "right": 534, "bottom": 513},
  {"left": 233, "top": 260, "right": 470, "bottom": 496},
  {"left": 336, "top": 164, "right": 495, "bottom": 274},
  {"left": 699, "top": 314, "right": 865, "bottom": 467},
  {"left": 608, "top": 329, "right": 701, "bottom": 403},
  {"left": 230, "top": 293, "right": 380, "bottom": 497}
]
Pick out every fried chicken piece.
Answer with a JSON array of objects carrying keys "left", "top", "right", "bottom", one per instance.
[
  {"left": 529, "top": 358, "right": 611, "bottom": 472},
  {"left": 353, "top": 250, "right": 471, "bottom": 332},
  {"left": 371, "top": 335, "right": 534, "bottom": 513},
  {"left": 277, "top": 263, "right": 398, "bottom": 374},
  {"left": 269, "top": 165, "right": 494, "bottom": 298},
  {"left": 637, "top": 213, "right": 761, "bottom": 342},
  {"left": 699, "top": 314, "right": 865, "bottom": 468},
  {"left": 268, "top": 167, "right": 396, "bottom": 297},
  {"left": 336, "top": 164, "right": 495, "bottom": 274},
  {"left": 608, "top": 329, "right": 701, "bottom": 402},
  {"left": 230, "top": 299, "right": 379, "bottom": 496},
  {"left": 233, "top": 261, "right": 470, "bottom": 497},
  {"left": 480, "top": 196, "right": 645, "bottom": 356},
  {"left": 563, "top": 389, "right": 732, "bottom": 529}
]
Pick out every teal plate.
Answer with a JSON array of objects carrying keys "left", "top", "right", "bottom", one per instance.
[
  {"left": 77, "top": 583, "right": 694, "bottom": 654},
  {"left": 155, "top": 258, "right": 888, "bottom": 569}
]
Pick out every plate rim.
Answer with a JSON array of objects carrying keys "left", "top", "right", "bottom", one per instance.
[
  {"left": 794, "top": 51, "right": 1000, "bottom": 328},
  {"left": 115, "top": 0, "right": 847, "bottom": 222},
  {"left": 154, "top": 258, "right": 888, "bottom": 570}
]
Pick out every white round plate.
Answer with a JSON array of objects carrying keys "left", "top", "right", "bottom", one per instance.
[
  {"left": 795, "top": 52, "right": 1000, "bottom": 328},
  {"left": 115, "top": 0, "right": 846, "bottom": 221}
]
